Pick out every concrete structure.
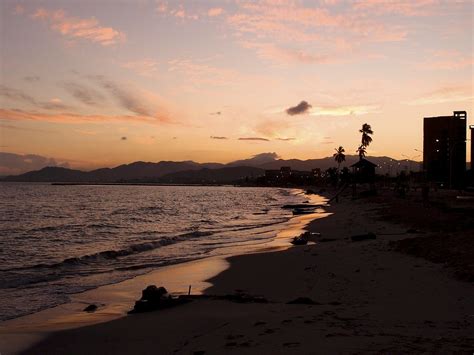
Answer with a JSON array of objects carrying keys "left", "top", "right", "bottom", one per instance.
[
  {"left": 423, "top": 111, "right": 466, "bottom": 188},
  {"left": 470, "top": 124, "right": 474, "bottom": 171}
]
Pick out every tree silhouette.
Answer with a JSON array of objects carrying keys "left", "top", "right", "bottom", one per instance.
[
  {"left": 356, "top": 145, "right": 367, "bottom": 160},
  {"left": 333, "top": 146, "right": 346, "bottom": 170},
  {"left": 359, "top": 123, "right": 373, "bottom": 147}
]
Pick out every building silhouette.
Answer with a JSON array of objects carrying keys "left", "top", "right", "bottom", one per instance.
[
  {"left": 470, "top": 124, "right": 474, "bottom": 171},
  {"left": 423, "top": 111, "right": 467, "bottom": 188}
]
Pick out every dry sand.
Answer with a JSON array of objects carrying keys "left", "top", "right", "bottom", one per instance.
[{"left": 6, "top": 191, "right": 474, "bottom": 354}]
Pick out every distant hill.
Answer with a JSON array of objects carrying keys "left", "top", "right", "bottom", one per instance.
[
  {"left": 4, "top": 167, "right": 89, "bottom": 182},
  {"left": 2, "top": 153, "right": 421, "bottom": 183}
]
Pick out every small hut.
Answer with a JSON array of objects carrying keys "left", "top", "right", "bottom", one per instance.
[{"left": 351, "top": 158, "right": 377, "bottom": 183}]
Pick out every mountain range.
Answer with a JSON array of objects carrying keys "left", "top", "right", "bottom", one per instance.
[{"left": 1, "top": 153, "right": 421, "bottom": 183}]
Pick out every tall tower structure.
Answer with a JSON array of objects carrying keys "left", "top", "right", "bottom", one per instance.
[
  {"left": 423, "top": 111, "right": 466, "bottom": 188},
  {"left": 470, "top": 124, "right": 474, "bottom": 171}
]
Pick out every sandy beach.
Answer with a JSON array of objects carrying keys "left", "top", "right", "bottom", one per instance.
[{"left": 3, "top": 189, "right": 474, "bottom": 354}]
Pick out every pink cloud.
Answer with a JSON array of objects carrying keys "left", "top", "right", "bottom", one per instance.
[
  {"left": 241, "top": 41, "right": 333, "bottom": 64},
  {"left": 31, "top": 8, "right": 126, "bottom": 46},
  {"left": 227, "top": 1, "right": 408, "bottom": 44},
  {"left": 422, "top": 50, "right": 474, "bottom": 70},
  {"left": 156, "top": 2, "right": 199, "bottom": 20},
  {"left": 167, "top": 59, "right": 243, "bottom": 86},
  {"left": 352, "top": 0, "right": 438, "bottom": 16},
  {"left": 121, "top": 59, "right": 159, "bottom": 76}
]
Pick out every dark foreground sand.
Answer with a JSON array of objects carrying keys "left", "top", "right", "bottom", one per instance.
[{"left": 15, "top": 191, "right": 474, "bottom": 353}]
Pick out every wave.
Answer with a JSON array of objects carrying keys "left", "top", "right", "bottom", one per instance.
[{"left": 2, "top": 230, "right": 214, "bottom": 273}]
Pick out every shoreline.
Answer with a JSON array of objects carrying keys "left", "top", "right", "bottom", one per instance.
[
  {"left": 17, "top": 189, "right": 474, "bottom": 354},
  {"left": 0, "top": 191, "right": 328, "bottom": 355}
]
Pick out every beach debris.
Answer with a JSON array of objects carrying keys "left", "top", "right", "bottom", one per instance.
[
  {"left": 286, "top": 297, "right": 321, "bottom": 305},
  {"left": 291, "top": 232, "right": 309, "bottom": 245},
  {"left": 351, "top": 232, "right": 377, "bottom": 242},
  {"left": 129, "top": 285, "right": 190, "bottom": 313},
  {"left": 83, "top": 304, "right": 98, "bottom": 312}
]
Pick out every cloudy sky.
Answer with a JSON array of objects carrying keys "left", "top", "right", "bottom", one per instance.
[{"left": 0, "top": 0, "right": 472, "bottom": 171}]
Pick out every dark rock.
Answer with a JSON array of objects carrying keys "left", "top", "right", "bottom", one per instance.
[
  {"left": 291, "top": 237, "right": 308, "bottom": 245},
  {"left": 351, "top": 232, "right": 376, "bottom": 242},
  {"left": 287, "top": 297, "right": 320, "bottom": 305},
  {"left": 129, "top": 285, "right": 190, "bottom": 313},
  {"left": 83, "top": 304, "right": 98, "bottom": 312},
  {"left": 142, "top": 285, "right": 169, "bottom": 302}
]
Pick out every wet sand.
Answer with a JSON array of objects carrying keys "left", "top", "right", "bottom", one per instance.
[
  {"left": 0, "top": 200, "right": 319, "bottom": 355},
  {"left": 5, "top": 191, "right": 474, "bottom": 354}
]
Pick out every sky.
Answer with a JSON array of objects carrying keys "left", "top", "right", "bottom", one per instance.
[{"left": 0, "top": 0, "right": 473, "bottom": 173}]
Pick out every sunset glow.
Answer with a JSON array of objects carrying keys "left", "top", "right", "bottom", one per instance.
[{"left": 1, "top": 0, "right": 472, "bottom": 172}]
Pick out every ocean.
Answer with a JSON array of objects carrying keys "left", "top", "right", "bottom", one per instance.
[{"left": 0, "top": 183, "right": 322, "bottom": 321}]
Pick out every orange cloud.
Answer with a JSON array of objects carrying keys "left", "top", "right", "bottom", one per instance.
[
  {"left": 208, "top": 8, "right": 224, "bottom": 17},
  {"left": 0, "top": 108, "right": 171, "bottom": 125},
  {"left": 31, "top": 8, "right": 126, "bottom": 46},
  {"left": 309, "top": 105, "right": 379, "bottom": 116}
]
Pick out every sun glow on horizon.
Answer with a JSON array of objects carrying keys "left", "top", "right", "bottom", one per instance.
[{"left": 0, "top": 0, "right": 472, "bottom": 173}]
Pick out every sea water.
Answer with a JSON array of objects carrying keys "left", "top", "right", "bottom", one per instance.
[{"left": 0, "top": 183, "right": 318, "bottom": 320}]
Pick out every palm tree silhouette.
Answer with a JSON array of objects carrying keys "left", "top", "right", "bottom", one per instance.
[
  {"left": 356, "top": 145, "right": 367, "bottom": 160},
  {"left": 359, "top": 123, "right": 373, "bottom": 147},
  {"left": 333, "top": 146, "right": 346, "bottom": 170}
]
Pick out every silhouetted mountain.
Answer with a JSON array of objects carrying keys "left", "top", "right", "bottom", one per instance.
[
  {"left": 227, "top": 152, "right": 279, "bottom": 167},
  {"left": 87, "top": 161, "right": 203, "bottom": 181},
  {"left": 2, "top": 153, "right": 421, "bottom": 182},
  {"left": 5, "top": 167, "right": 89, "bottom": 182},
  {"left": 3, "top": 161, "right": 204, "bottom": 182},
  {"left": 159, "top": 166, "right": 264, "bottom": 184}
]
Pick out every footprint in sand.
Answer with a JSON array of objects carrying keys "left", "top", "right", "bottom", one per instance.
[
  {"left": 259, "top": 328, "right": 279, "bottom": 335},
  {"left": 283, "top": 342, "right": 301, "bottom": 348}
]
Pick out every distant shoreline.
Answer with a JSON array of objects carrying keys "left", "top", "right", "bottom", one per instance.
[{"left": 50, "top": 182, "right": 234, "bottom": 187}]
